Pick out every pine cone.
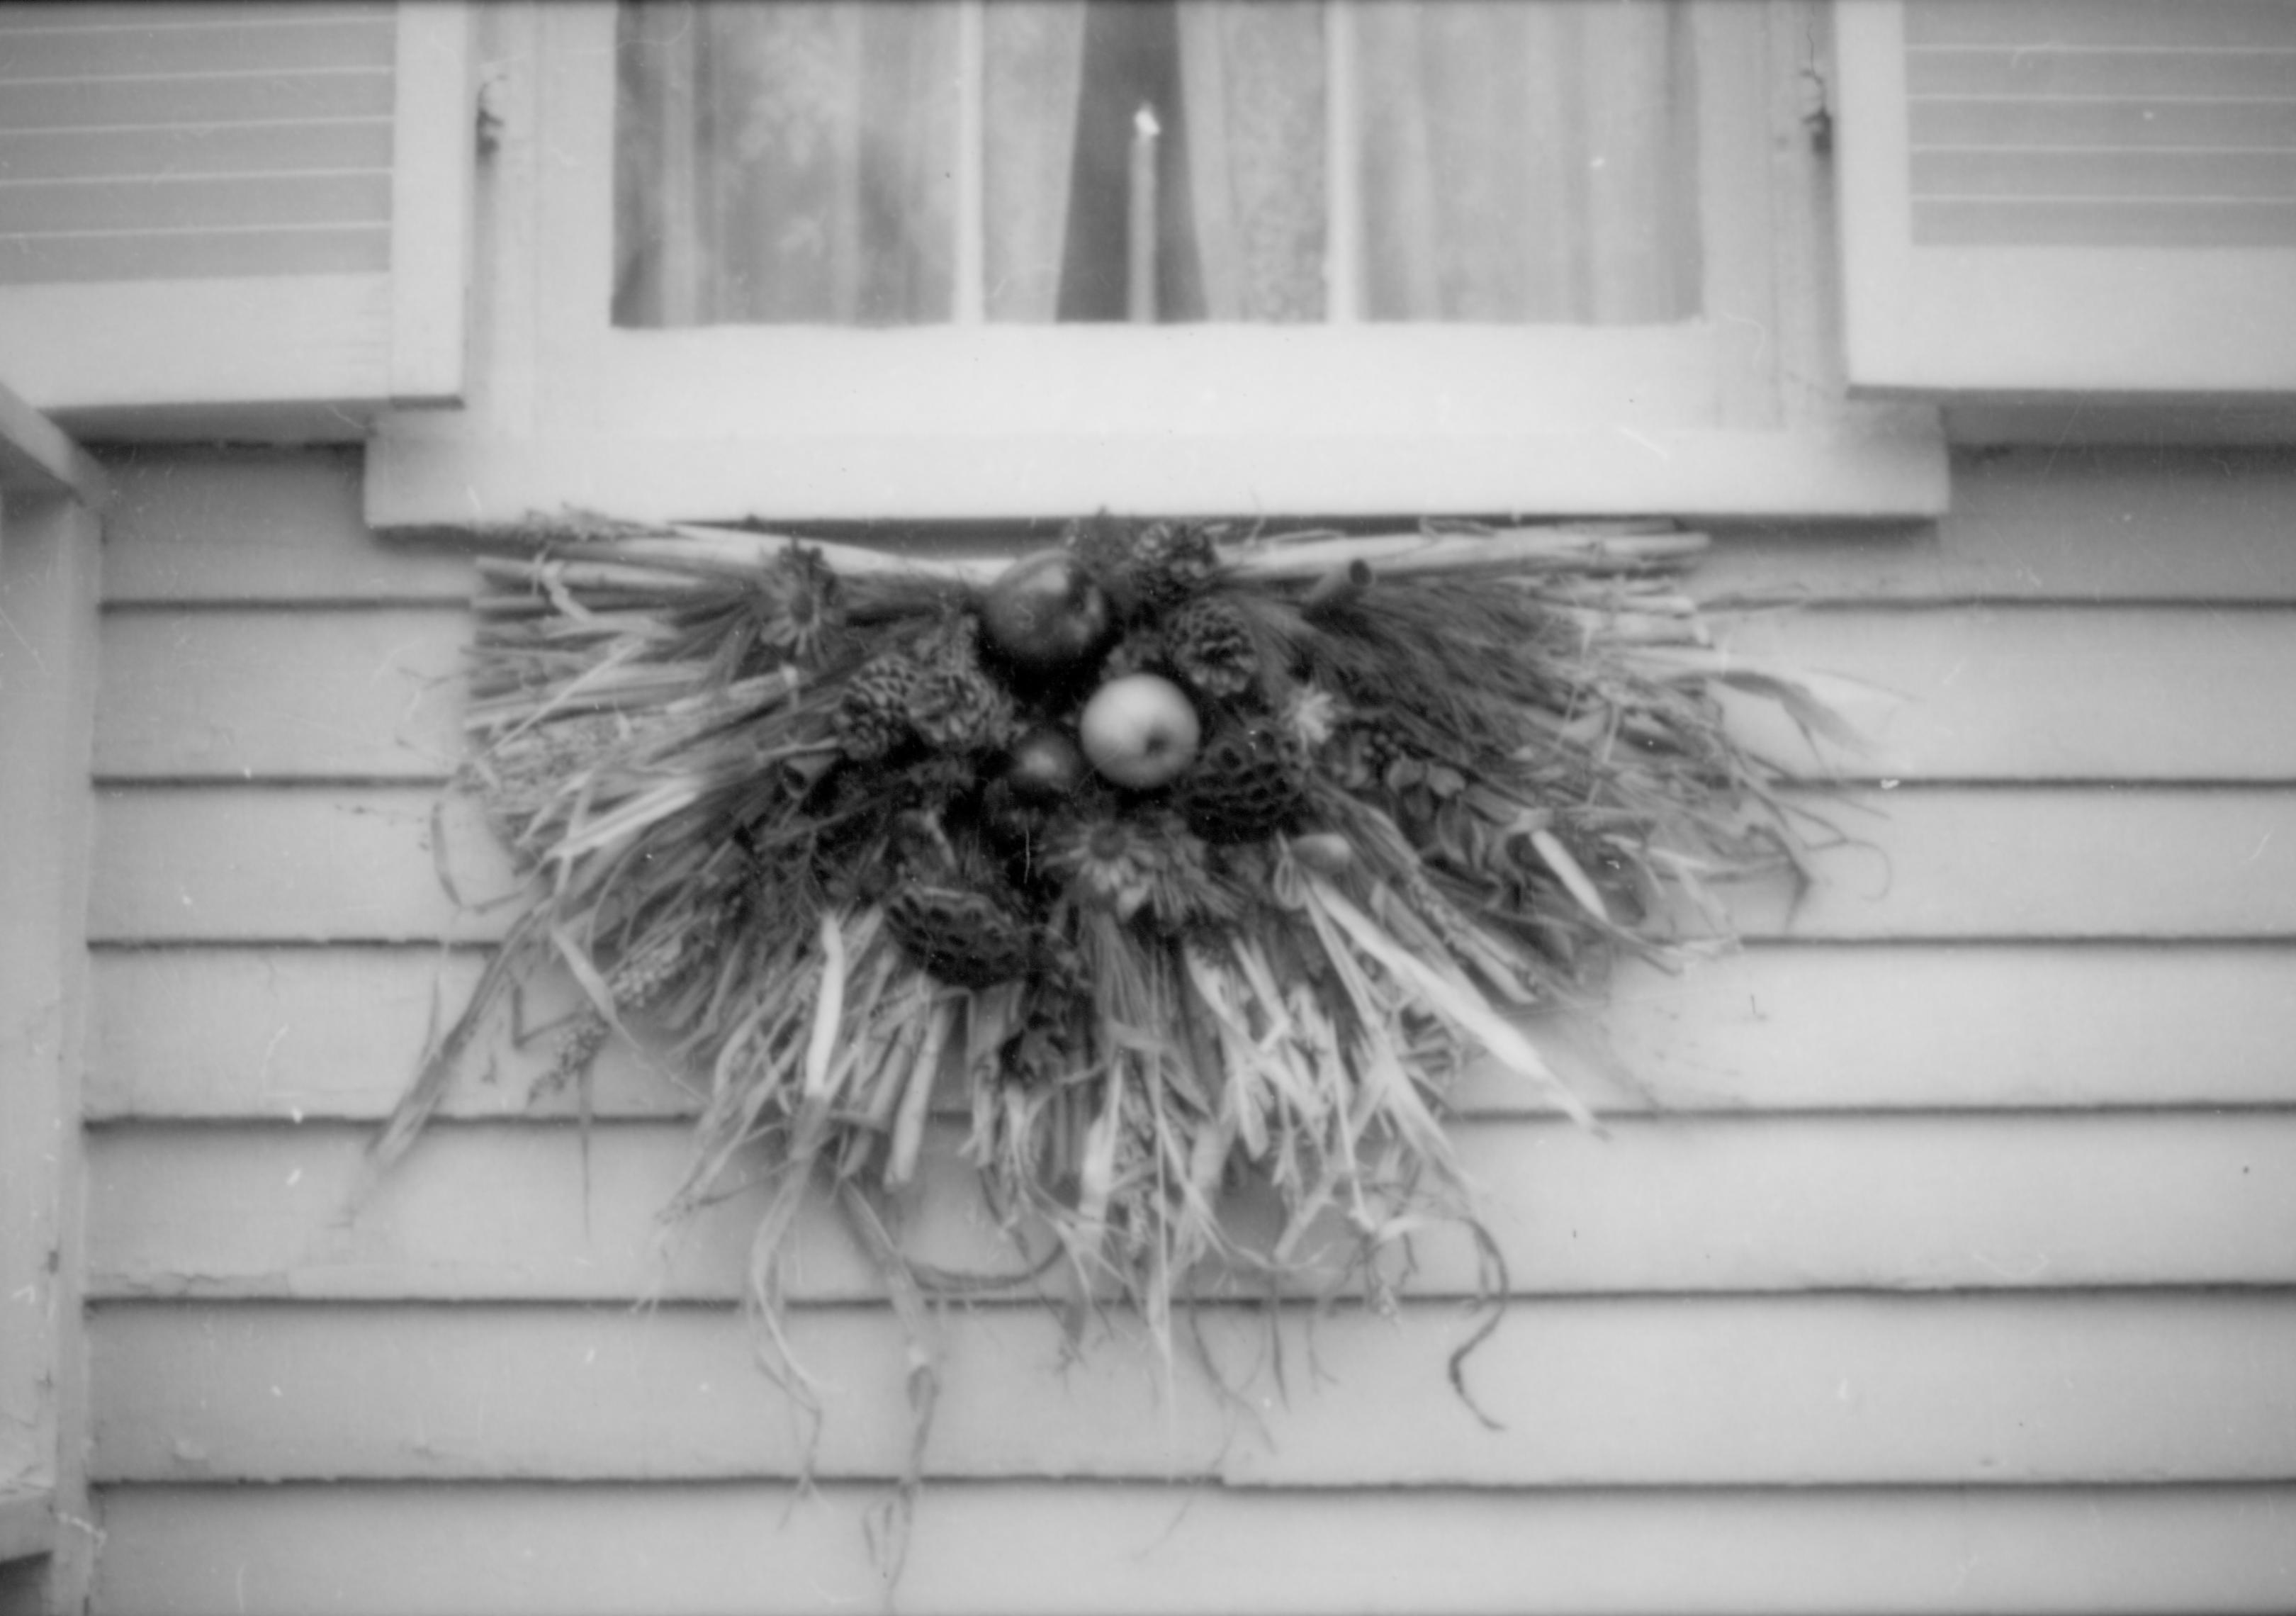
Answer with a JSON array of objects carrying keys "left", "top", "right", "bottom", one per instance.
[
  {"left": 1128, "top": 521, "right": 1221, "bottom": 612},
  {"left": 1178, "top": 719, "right": 1307, "bottom": 844},
  {"left": 1062, "top": 512, "right": 1137, "bottom": 583},
  {"left": 1099, "top": 627, "right": 1167, "bottom": 682},
  {"left": 884, "top": 881, "right": 1038, "bottom": 988},
  {"left": 1165, "top": 595, "right": 1257, "bottom": 700},
  {"left": 835, "top": 653, "right": 922, "bottom": 761},
  {"left": 906, "top": 624, "right": 1016, "bottom": 753}
]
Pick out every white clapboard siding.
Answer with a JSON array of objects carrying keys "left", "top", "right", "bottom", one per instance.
[
  {"left": 86, "top": 1481, "right": 2296, "bottom": 1616},
  {"left": 90, "top": 601, "right": 2296, "bottom": 784},
  {"left": 77, "top": 444, "right": 2296, "bottom": 1616},
  {"left": 101, "top": 449, "right": 477, "bottom": 605},
  {"left": 84, "top": 1113, "right": 2296, "bottom": 1303},
  {"left": 81, "top": 941, "right": 2296, "bottom": 1121},
  {"left": 96, "top": 607, "right": 465, "bottom": 781},
  {"left": 89, "top": 1294, "right": 2296, "bottom": 1485},
  {"left": 83, "top": 782, "right": 2296, "bottom": 944},
  {"left": 96, "top": 449, "right": 2296, "bottom": 610}
]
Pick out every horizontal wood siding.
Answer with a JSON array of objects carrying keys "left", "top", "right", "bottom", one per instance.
[
  {"left": 81, "top": 447, "right": 2296, "bottom": 1613},
  {"left": 87, "top": 1482, "right": 2296, "bottom": 1616}
]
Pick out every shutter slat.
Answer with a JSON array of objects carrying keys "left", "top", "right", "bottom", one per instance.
[
  {"left": 0, "top": 172, "right": 391, "bottom": 235},
  {"left": 0, "top": 121, "right": 395, "bottom": 182},
  {"left": 1908, "top": 45, "right": 2296, "bottom": 99},
  {"left": 1913, "top": 149, "right": 2296, "bottom": 200},
  {"left": 1906, "top": 1, "right": 2296, "bottom": 50},
  {"left": 0, "top": 70, "right": 394, "bottom": 130},
  {"left": 1910, "top": 96, "right": 2296, "bottom": 149},
  {"left": 0, "top": 226, "right": 388, "bottom": 284},
  {"left": 1915, "top": 197, "right": 2296, "bottom": 247},
  {"left": 0, "top": 16, "right": 393, "bottom": 83},
  {"left": 1839, "top": 1, "right": 2296, "bottom": 393}
]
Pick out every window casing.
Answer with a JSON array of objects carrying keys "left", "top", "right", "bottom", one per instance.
[{"left": 366, "top": 1, "right": 1947, "bottom": 527}]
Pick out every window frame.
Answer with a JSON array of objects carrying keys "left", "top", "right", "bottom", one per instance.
[
  {"left": 366, "top": 0, "right": 1946, "bottom": 527},
  {"left": 0, "top": 382, "right": 105, "bottom": 1603}
]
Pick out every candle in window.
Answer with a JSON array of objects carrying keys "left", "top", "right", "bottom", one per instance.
[{"left": 1127, "top": 103, "right": 1160, "bottom": 325}]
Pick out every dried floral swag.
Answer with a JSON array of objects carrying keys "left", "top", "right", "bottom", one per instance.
[{"left": 370, "top": 513, "right": 1828, "bottom": 1447}]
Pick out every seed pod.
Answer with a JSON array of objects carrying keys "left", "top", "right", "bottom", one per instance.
[{"left": 1178, "top": 718, "right": 1307, "bottom": 844}]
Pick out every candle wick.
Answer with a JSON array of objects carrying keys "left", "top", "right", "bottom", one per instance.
[{"left": 1135, "top": 103, "right": 1161, "bottom": 139}]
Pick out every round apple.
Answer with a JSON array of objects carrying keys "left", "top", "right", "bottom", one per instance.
[
  {"left": 979, "top": 548, "right": 1115, "bottom": 677},
  {"left": 1079, "top": 674, "right": 1200, "bottom": 790}
]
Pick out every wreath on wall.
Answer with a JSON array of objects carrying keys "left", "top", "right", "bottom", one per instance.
[{"left": 368, "top": 512, "right": 1833, "bottom": 1546}]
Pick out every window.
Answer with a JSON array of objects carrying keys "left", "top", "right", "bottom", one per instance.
[
  {"left": 609, "top": 1, "right": 1699, "bottom": 330},
  {"left": 367, "top": 1, "right": 1947, "bottom": 526}
]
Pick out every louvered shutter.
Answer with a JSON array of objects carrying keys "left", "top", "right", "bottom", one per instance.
[
  {"left": 0, "top": 2, "right": 471, "bottom": 427},
  {"left": 1836, "top": 0, "right": 2296, "bottom": 395}
]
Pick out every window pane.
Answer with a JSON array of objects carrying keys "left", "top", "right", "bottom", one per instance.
[
  {"left": 1356, "top": 1, "right": 1701, "bottom": 322},
  {"left": 612, "top": 0, "right": 1699, "bottom": 330},
  {"left": 614, "top": 2, "right": 960, "bottom": 327}
]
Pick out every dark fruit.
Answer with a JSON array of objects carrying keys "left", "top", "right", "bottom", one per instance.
[
  {"left": 979, "top": 549, "right": 1116, "bottom": 677},
  {"left": 998, "top": 727, "right": 1090, "bottom": 807}
]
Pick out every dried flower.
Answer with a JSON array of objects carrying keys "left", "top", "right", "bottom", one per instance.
[{"left": 1048, "top": 814, "right": 1235, "bottom": 931}]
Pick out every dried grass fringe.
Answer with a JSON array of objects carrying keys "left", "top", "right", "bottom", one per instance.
[{"left": 364, "top": 514, "right": 1838, "bottom": 1584}]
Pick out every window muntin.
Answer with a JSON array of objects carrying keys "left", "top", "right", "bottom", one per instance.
[
  {"left": 609, "top": 0, "right": 1699, "bottom": 330},
  {"left": 365, "top": 1, "right": 1947, "bottom": 526}
]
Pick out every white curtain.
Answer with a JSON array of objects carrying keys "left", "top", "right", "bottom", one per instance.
[
  {"left": 614, "top": 1, "right": 1694, "bottom": 328},
  {"left": 1175, "top": 1, "right": 1327, "bottom": 322},
  {"left": 1354, "top": 0, "right": 1697, "bottom": 323}
]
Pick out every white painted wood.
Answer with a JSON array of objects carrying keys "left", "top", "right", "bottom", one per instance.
[
  {"left": 96, "top": 607, "right": 466, "bottom": 781},
  {"left": 367, "top": 419, "right": 1950, "bottom": 524},
  {"left": 89, "top": 787, "right": 519, "bottom": 945},
  {"left": 1836, "top": 2, "right": 2296, "bottom": 395},
  {"left": 86, "top": 1480, "right": 2296, "bottom": 1616},
  {"left": 366, "top": 1, "right": 1947, "bottom": 526},
  {"left": 387, "top": 2, "right": 473, "bottom": 405},
  {"left": 101, "top": 449, "right": 475, "bottom": 605},
  {"left": 0, "top": 1488, "right": 51, "bottom": 1566},
  {"left": 87, "top": 1294, "right": 2296, "bottom": 1485},
  {"left": 0, "top": 490, "right": 102, "bottom": 1609},
  {"left": 1706, "top": 605, "right": 2296, "bottom": 781},
  {"left": 89, "top": 602, "right": 2296, "bottom": 783},
  {"left": 1704, "top": 446, "right": 2296, "bottom": 604},
  {"left": 82, "top": 942, "right": 2296, "bottom": 1121},
  {"left": 0, "top": 4, "right": 479, "bottom": 430},
  {"left": 0, "top": 378, "right": 109, "bottom": 505},
  {"left": 96, "top": 444, "right": 2296, "bottom": 608},
  {"left": 0, "top": 274, "right": 395, "bottom": 423},
  {"left": 84, "top": 1113, "right": 2296, "bottom": 1303},
  {"left": 82, "top": 783, "right": 2296, "bottom": 944}
]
